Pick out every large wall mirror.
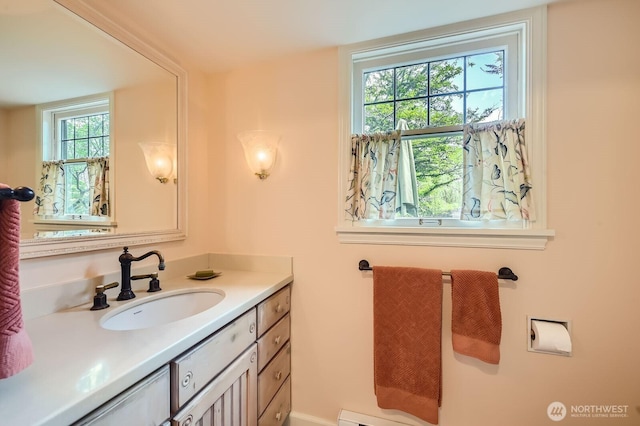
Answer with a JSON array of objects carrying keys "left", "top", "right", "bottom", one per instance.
[{"left": 0, "top": 0, "right": 187, "bottom": 259}]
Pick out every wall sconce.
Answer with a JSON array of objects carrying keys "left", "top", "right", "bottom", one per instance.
[
  {"left": 138, "top": 142, "right": 176, "bottom": 183},
  {"left": 237, "top": 130, "right": 280, "bottom": 180}
]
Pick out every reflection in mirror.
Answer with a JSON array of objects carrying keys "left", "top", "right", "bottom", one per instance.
[{"left": 0, "top": 0, "right": 186, "bottom": 258}]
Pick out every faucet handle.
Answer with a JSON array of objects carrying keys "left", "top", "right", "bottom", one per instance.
[
  {"left": 131, "top": 272, "right": 159, "bottom": 280},
  {"left": 130, "top": 272, "right": 162, "bottom": 293},
  {"left": 91, "top": 282, "right": 119, "bottom": 311},
  {"left": 147, "top": 276, "right": 161, "bottom": 293},
  {"left": 96, "top": 282, "right": 119, "bottom": 293}
]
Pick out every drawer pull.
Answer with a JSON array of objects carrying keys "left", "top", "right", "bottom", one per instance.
[
  {"left": 274, "top": 370, "right": 283, "bottom": 380},
  {"left": 274, "top": 335, "right": 281, "bottom": 345},
  {"left": 250, "top": 322, "right": 256, "bottom": 334},
  {"left": 251, "top": 351, "right": 257, "bottom": 363},
  {"left": 182, "top": 414, "right": 193, "bottom": 426},
  {"left": 275, "top": 303, "right": 283, "bottom": 313},
  {"left": 275, "top": 411, "right": 282, "bottom": 421},
  {"left": 181, "top": 371, "right": 193, "bottom": 387}
]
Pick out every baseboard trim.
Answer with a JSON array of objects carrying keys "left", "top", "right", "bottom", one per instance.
[{"left": 289, "top": 411, "right": 336, "bottom": 426}]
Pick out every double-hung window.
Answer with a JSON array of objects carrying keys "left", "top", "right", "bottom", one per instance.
[
  {"left": 35, "top": 93, "right": 114, "bottom": 226},
  {"left": 337, "top": 7, "right": 553, "bottom": 249}
]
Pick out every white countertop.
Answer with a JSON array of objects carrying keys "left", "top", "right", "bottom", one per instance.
[{"left": 0, "top": 267, "right": 292, "bottom": 425}]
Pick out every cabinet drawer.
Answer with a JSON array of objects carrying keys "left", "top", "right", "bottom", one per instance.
[
  {"left": 171, "top": 309, "right": 257, "bottom": 412},
  {"left": 258, "top": 342, "right": 291, "bottom": 416},
  {"left": 257, "top": 286, "right": 290, "bottom": 337},
  {"left": 257, "top": 314, "right": 290, "bottom": 372},
  {"left": 258, "top": 376, "right": 291, "bottom": 426},
  {"left": 74, "top": 366, "right": 170, "bottom": 425},
  {"left": 172, "top": 344, "right": 258, "bottom": 426}
]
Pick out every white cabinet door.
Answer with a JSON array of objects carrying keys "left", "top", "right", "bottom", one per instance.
[
  {"left": 74, "top": 366, "right": 170, "bottom": 426},
  {"left": 172, "top": 344, "right": 258, "bottom": 426}
]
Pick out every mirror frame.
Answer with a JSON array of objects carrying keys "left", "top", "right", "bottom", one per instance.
[{"left": 19, "top": 0, "right": 187, "bottom": 259}]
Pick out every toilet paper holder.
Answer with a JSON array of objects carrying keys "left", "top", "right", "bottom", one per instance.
[{"left": 527, "top": 316, "right": 572, "bottom": 357}]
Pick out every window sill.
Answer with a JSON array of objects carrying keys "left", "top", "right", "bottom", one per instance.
[
  {"left": 335, "top": 225, "right": 555, "bottom": 250},
  {"left": 33, "top": 219, "right": 117, "bottom": 228}
]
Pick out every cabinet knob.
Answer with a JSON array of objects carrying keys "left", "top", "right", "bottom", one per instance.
[
  {"left": 274, "top": 335, "right": 281, "bottom": 345},
  {"left": 249, "top": 322, "right": 256, "bottom": 334},
  {"left": 275, "top": 412, "right": 282, "bottom": 421},
  {"left": 182, "top": 415, "right": 193, "bottom": 426},
  {"left": 274, "top": 370, "right": 282, "bottom": 381},
  {"left": 275, "top": 303, "right": 283, "bottom": 313},
  {"left": 181, "top": 371, "right": 193, "bottom": 387}
]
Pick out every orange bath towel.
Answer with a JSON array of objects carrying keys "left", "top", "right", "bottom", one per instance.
[
  {"left": 373, "top": 266, "right": 442, "bottom": 424},
  {"left": 450, "top": 270, "right": 501, "bottom": 364},
  {"left": 0, "top": 185, "right": 34, "bottom": 379}
]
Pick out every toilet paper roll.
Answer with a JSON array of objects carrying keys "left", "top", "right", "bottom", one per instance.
[{"left": 531, "top": 320, "right": 572, "bottom": 354}]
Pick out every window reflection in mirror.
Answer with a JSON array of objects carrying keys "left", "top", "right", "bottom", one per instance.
[{"left": 0, "top": 0, "right": 180, "bottom": 246}]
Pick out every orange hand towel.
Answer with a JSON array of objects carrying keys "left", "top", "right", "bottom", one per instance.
[
  {"left": 0, "top": 185, "right": 34, "bottom": 379},
  {"left": 373, "top": 266, "right": 442, "bottom": 424},
  {"left": 450, "top": 270, "right": 501, "bottom": 364}
]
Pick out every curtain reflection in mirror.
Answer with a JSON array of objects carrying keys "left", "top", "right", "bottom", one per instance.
[{"left": 34, "top": 157, "right": 110, "bottom": 218}]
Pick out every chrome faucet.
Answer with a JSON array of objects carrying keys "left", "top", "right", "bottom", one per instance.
[{"left": 117, "top": 246, "right": 165, "bottom": 300}]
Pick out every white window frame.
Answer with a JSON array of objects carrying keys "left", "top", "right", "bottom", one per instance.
[
  {"left": 336, "top": 6, "right": 554, "bottom": 250},
  {"left": 35, "top": 92, "right": 116, "bottom": 227}
]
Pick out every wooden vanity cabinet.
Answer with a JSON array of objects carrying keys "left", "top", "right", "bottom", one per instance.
[
  {"left": 72, "top": 366, "right": 170, "bottom": 426},
  {"left": 170, "top": 309, "right": 257, "bottom": 412},
  {"left": 258, "top": 341, "right": 291, "bottom": 415},
  {"left": 170, "top": 309, "right": 258, "bottom": 425},
  {"left": 256, "top": 286, "right": 291, "bottom": 426},
  {"left": 171, "top": 344, "right": 258, "bottom": 426},
  {"left": 73, "top": 284, "right": 291, "bottom": 426}
]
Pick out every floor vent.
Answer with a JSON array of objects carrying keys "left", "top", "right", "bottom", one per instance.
[{"left": 338, "top": 410, "right": 410, "bottom": 426}]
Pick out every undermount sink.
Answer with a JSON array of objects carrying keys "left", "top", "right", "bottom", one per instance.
[{"left": 100, "top": 289, "right": 225, "bottom": 331}]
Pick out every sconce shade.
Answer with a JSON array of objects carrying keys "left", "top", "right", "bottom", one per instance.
[
  {"left": 138, "top": 142, "right": 176, "bottom": 183},
  {"left": 237, "top": 130, "right": 280, "bottom": 179}
]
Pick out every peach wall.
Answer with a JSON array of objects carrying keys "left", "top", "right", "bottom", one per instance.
[
  {"left": 215, "top": 0, "right": 640, "bottom": 424},
  {"left": 2, "top": 106, "right": 38, "bottom": 236}
]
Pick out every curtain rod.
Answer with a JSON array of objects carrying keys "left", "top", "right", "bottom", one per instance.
[
  {"left": 357, "top": 259, "right": 518, "bottom": 281},
  {"left": 47, "top": 157, "right": 106, "bottom": 164},
  {"left": 399, "top": 124, "right": 464, "bottom": 137}
]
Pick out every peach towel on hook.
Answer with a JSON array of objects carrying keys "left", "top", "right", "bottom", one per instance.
[
  {"left": 450, "top": 270, "right": 501, "bottom": 364},
  {"left": 0, "top": 184, "right": 34, "bottom": 379},
  {"left": 373, "top": 266, "right": 442, "bottom": 424}
]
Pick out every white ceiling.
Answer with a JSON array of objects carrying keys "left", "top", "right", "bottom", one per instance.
[
  {"left": 0, "top": 0, "right": 172, "bottom": 107},
  {"left": 1, "top": 0, "right": 563, "bottom": 108},
  {"left": 83, "top": 0, "right": 562, "bottom": 73}
]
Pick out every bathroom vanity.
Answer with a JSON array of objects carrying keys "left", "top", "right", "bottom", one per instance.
[{"left": 0, "top": 254, "right": 293, "bottom": 426}]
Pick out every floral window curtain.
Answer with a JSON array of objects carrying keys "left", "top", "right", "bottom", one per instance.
[
  {"left": 33, "top": 161, "right": 65, "bottom": 216},
  {"left": 87, "top": 157, "right": 110, "bottom": 216},
  {"left": 33, "top": 157, "right": 111, "bottom": 218},
  {"left": 461, "top": 119, "right": 535, "bottom": 221},
  {"left": 345, "top": 131, "right": 403, "bottom": 220}
]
